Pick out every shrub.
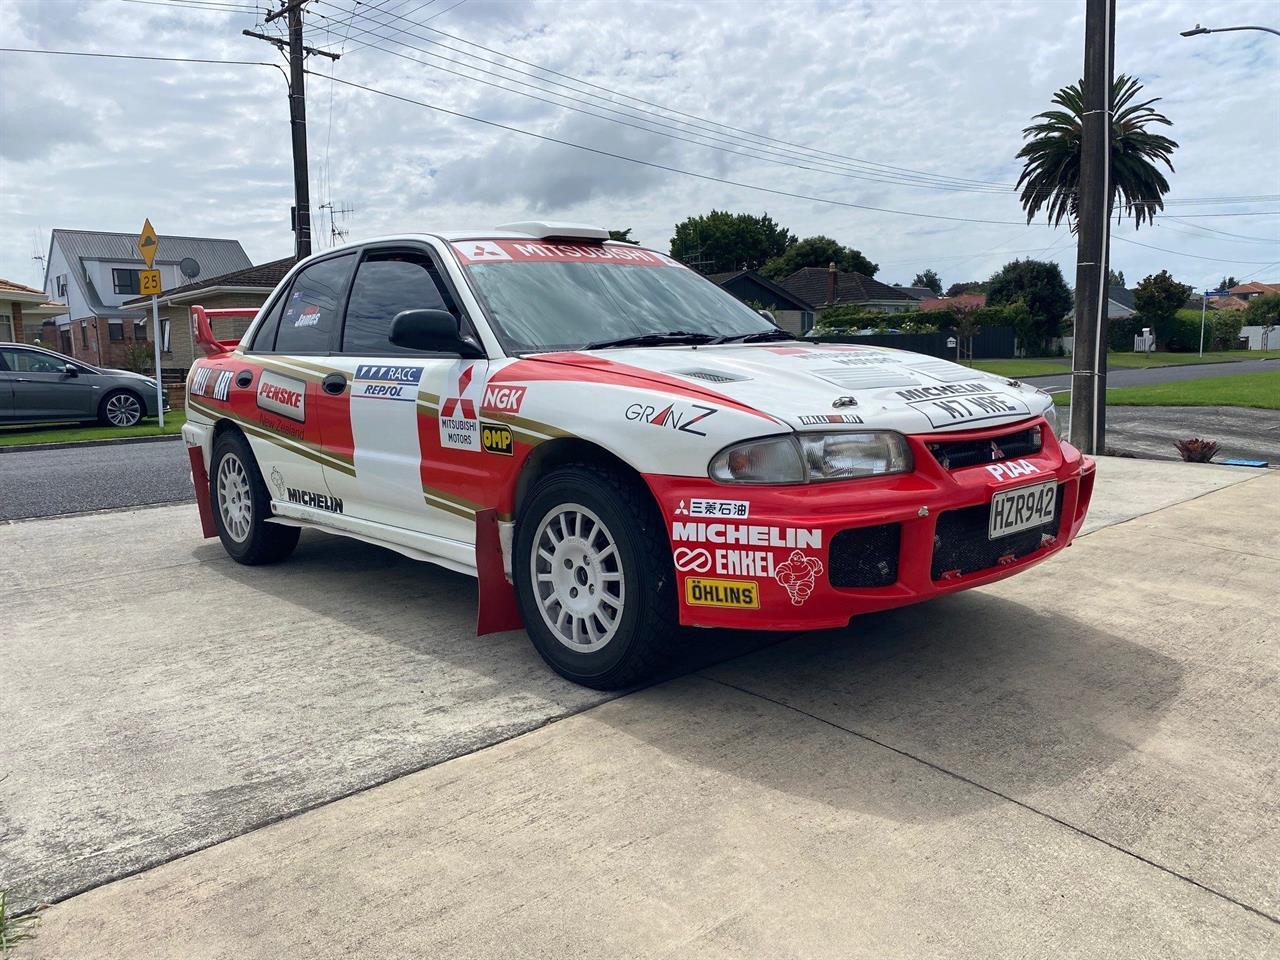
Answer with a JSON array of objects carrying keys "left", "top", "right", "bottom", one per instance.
[{"left": 1175, "top": 438, "right": 1220, "bottom": 463}]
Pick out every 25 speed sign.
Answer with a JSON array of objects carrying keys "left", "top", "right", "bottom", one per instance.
[{"left": 140, "top": 269, "right": 162, "bottom": 296}]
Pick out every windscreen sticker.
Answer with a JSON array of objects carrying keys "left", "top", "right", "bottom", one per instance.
[
  {"left": 451, "top": 240, "right": 680, "bottom": 267},
  {"left": 895, "top": 382, "right": 1030, "bottom": 428}
]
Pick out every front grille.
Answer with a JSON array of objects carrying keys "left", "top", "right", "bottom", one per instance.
[
  {"left": 927, "top": 426, "right": 1042, "bottom": 470},
  {"left": 829, "top": 523, "right": 900, "bottom": 588},
  {"left": 931, "top": 486, "right": 1063, "bottom": 581}
]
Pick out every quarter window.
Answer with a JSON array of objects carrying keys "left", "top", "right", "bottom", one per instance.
[
  {"left": 273, "top": 253, "right": 356, "bottom": 353},
  {"left": 112, "top": 269, "right": 141, "bottom": 295},
  {"left": 341, "top": 252, "right": 456, "bottom": 354}
]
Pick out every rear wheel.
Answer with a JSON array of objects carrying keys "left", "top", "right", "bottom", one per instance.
[
  {"left": 514, "top": 463, "right": 679, "bottom": 689},
  {"left": 210, "top": 431, "right": 300, "bottom": 564},
  {"left": 99, "top": 390, "right": 143, "bottom": 427}
]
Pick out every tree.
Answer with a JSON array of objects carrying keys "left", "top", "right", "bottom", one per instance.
[
  {"left": 1219, "top": 275, "right": 1240, "bottom": 291},
  {"left": 1107, "top": 269, "right": 1126, "bottom": 288},
  {"left": 759, "top": 235, "right": 878, "bottom": 281},
  {"left": 986, "top": 259, "right": 1073, "bottom": 354},
  {"left": 945, "top": 280, "right": 987, "bottom": 297},
  {"left": 1017, "top": 74, "right": 1177, "bottom": 230},
  {"left": 1133, "top": 270, "right": 1194, "bottom": 342},
  {"left": 913, "top": 269, "right": 942, "bottom": 295},
  {"left": 669, "top": 211, "right": 794, "bottom": 275},
  {"left": 1244, "top": 293, "right": 1280, "bottom": 343},
  {"left": 608, "top": 228, "right": 638, "bottom": 244}
]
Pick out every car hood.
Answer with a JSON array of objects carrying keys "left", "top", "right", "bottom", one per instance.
[
  {"left": 533, "top": 342, "right": 1052, "bottom": 435},
  {"left": 100, "top": 368, "right": 155, "bottom": 382}
]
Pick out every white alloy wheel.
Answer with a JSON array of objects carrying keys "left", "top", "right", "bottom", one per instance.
[
  {"left": 216, "top": 453, "right": 254, "bottom": 543},
  {"left": 105, "top": 392, "right": 142, "bottom": 426},
  {"left": 530, "top": 503, "right": 625, "bottom": 653}
]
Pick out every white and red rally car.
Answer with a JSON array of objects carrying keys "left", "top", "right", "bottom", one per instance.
[{"left": 183, "top": 222, "right": 1095, "bottom": 688}]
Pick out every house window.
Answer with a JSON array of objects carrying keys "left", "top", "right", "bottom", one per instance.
[
  {"left": 112, "top": 269, "right": 141, "bottom": 295},
  {"left": 108, "top": 320, "right": 124, "bottom": 342},
  {"left": 134, "top": 320, "right": 149, "bottom": 341},
  {"left": 56, "top": 275, "right": 68, "bottom": 298},
  {"left": 801, "top": 311, "right": 815, "bottom": 334},
  {"left": 0, "top": 312, "right": 12, "bottom": 341},
  {"left": 80, "top": 322, "right": 89, "bottom": 348}
]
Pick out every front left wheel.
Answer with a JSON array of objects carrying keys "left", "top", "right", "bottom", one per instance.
[
  {"left": 99, "top": 389, "right": 143, "bottom": 427},
  {"left": 210, "top": 431, "right": 300, "bottom": 565}
]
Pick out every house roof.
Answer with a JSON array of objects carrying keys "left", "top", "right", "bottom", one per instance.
[
  {"left": 122, "top": 256, "right": 297, "bottom": 307},
  {"left": 894, "top": 285, "right": 936, "bottom": 301},
  {"left": 1108, "top": 286, "right": 1135, "bottom": 310},
  {"left": 49, "top": 228, "right": 252, "bottom": 278},
  {"left": 1229, "top": 281, "right": 1280, "bottom": 297},
  {"left": 779, "top": 267, "right": 915, "bottom": 308},
  {"left": 917, "top": 293, "right": 987, "bottom": 313},
  {"left": 0, "top": 278, "right": 56, "bottom": 303},
  {"left": 708, "top": 269, "right": 815, "bottom": 312}
]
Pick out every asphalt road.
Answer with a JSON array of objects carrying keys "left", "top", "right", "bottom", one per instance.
[
  {"left": 0, "top": 437, "right": 192, "bottom": 521},
  {"left": 1026, "top": 357, "right": 1277, "bottom": 392},
  {"left": 1102, "top": 406, "right": 1280, "bottom": 463}
]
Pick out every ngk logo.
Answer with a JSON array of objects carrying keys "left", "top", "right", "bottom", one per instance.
[{"left": 481, "top": 384, "right": 526, "bottom": 414}]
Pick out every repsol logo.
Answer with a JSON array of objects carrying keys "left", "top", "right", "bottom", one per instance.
[{"left": 286, "top": 488, "right": 343, "bottom": 513}]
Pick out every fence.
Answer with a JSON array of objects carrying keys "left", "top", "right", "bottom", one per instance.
[{"left": 810, "top": 325, "right": 1016, "bottom": 359}]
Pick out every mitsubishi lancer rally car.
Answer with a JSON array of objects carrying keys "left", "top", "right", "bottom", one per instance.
[{"left": 183, "top": 222, "right": 1095, "bottom": 689}]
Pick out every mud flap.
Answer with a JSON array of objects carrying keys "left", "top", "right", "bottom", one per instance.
[
  {"left": 188, "top": 445, "right": 218, "bottom": 539},
  {"left": 475, "top": 508, "right": 524, "bottom": 636}
]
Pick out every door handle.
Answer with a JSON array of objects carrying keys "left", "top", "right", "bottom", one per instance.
[
  {"left": 14, "top": 377, "right": 33, "bottom": 382},
  {"left": 322, "top": 372, "right": 347, "bottom": 395}
]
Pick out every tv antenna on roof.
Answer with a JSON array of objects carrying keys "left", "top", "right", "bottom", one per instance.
[{"left": 319, "top": 201, "right": 355, "bottom": 247}]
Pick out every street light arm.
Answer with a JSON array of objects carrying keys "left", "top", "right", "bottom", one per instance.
[{"left": 1181, "top": 23, "right": 1280, "bottom": 37}]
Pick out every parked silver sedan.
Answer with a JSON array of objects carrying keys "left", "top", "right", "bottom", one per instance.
[{"left": 0, "top": 342, "right": 164, "bottom": 428}]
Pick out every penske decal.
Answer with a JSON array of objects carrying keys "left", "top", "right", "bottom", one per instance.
[
  {"left": 256, "top": 370, "right": 306, "bottom": 422},
  {"left": 685, "top": 577, "right": 759, "bottom": 609}
]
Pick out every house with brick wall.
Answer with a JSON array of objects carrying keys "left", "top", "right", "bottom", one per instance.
[
  {"left": 1, "top": 279, "right": 66, "bottom": 346},
  {"left": 42, "top": 229, "right": 251, "bottom": 370}
]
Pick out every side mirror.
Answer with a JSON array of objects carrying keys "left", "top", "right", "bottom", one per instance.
[
  {"left": 64, "top": 363, "right": 79, "bottom": 377},
  {"left": 757, "top": 309, "right": 778, "bottom": 326},
  {"left": 389, "top": 309, "right": 484, "bottom": 356}
]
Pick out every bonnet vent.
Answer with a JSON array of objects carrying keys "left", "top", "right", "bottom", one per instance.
[{"left": 676, "top": 369, "right": 748, "bottom": 383}]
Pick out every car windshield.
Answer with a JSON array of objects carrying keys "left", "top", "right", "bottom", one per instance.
[{"left": 461, "top": 247, "right": 776, "bottom": 353}]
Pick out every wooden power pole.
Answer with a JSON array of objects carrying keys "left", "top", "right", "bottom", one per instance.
[
  {"left": 245, "top": 1, "right": 339, "bottom": 261},
  {"left": 1069, "top": 0, "right": 1116, "bottom": 454}
]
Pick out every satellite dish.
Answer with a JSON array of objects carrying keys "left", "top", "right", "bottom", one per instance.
[{"left": 180, "top": 257, "right": 201, "bottom": 279}]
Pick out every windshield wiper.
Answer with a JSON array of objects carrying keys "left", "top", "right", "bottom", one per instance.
[
  {"left": 583, "top": 330, "right": 719, "bottom": 350},
  {"left": 711, "top": 329, "right": 797, "bottom": 344}
]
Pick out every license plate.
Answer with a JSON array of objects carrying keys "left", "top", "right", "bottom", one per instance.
[{"left": 988, "top": 480, "right": 1058, "bottom": 540}]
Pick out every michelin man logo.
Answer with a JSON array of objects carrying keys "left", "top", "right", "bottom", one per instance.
[
  {"left": 774, "top": 550, "right": 824, "bottom": 605},
  {"left": 270, "top": 466, "right": 285, "bottom": 497}
]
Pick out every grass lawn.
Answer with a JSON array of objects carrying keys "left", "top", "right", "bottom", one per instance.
[
  {"left": 970, "top": 358, "right": 1070, "bottom": 377},
  {"left": 0, "top": 412, "right": 186, "bottom": 448},
  {"left": 973, "top": 350, "right": 1279, "bottom": 378},
  {"left": 1051, "top": 371, "right": 1280, "bottom": 409}
]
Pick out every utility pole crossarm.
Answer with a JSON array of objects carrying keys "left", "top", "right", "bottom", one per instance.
[
  {"left": 264, "top": 0, "right": 307, "bottom": 23},
  {"left": 242, "top": 29, "right": 286, "bottom": 50}
]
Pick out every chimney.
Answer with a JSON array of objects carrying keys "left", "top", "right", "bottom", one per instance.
[{"left": 826, "top": 261, "right": 838, "bottom": 306}]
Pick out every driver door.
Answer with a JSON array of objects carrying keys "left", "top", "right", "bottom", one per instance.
[{"left": 1, "top": 347, "right": 95, "bottom": 420}]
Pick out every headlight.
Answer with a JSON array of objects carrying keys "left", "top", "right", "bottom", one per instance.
[
  {"left": 1041, "top": 401, "right": 1060, "bottom": 436},
  {"left": 710, "top": 432, "right": 912, "bottom": 484}
]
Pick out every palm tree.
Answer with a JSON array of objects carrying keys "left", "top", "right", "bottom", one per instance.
[{"left": 1016, "top": 74, "right": 1178, "bottom": 231}]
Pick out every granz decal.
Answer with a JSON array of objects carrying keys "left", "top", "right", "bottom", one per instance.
[
  {"left": 285, "top": 487, "right": 343, "bottom": 514},
  {"left": 256, "top": 370, "right": 306, "bottom": 422},
  {"left": 684, "top": 577, "right": 760, "bottom": 609},
  {"left": 797, "top": 413, "right": 865, "bottom": 425},
  {"left": 985, "top": 459, "right": 1041, "bottom": 481},
  {"left": 674, "top": 498, "right": 749, "bottom": 519},
  {"left": 625, "top": 401, "right": 716, "bottom": 436},
  {"left": 353, "top": 365, "right": 422, "bottom": 401},
  {"left": 894, "top": 381, "right": 1029, "bottom": 428},
  {"left": 481, "top": 384, "right": 526, "bottom": 415}
]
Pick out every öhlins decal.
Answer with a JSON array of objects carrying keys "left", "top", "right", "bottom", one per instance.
[{"left": 684, "top": 577, "right": 759, "bottom": 609}]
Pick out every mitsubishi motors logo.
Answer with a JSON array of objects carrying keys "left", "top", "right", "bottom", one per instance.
[
  {"left": 462, "top": 240, "right": 511, "bottom": 262},
  {"left": 439, "top": 363, "right": 481, "bottom": 450}
]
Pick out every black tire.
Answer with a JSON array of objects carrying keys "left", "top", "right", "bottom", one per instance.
[
  {"left": 513, "top": 462, "right": 679, "bottom": 689},
  {"left": 209, "top": 430, "right": 300, "bottom": 565},
  {"left": 98, "top": 389, "right": 144, "bottom": 427}
]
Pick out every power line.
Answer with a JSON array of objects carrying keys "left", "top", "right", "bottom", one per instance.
[
  {"left": 117, "top": 0, "right": 266, "bottom": 12},
  {"left": 311, "top": 0, "right": 1016, "bottom": 193},
  {"left": 0, "top": 46, "right": 279, "bottom": 68},
  {"left": 1164, "top": 216, "right": 1280, "bottom": 243},
  {"left": 1112, "top": 234, "right": 1280, "bottom": 264},
  {"left": 309, "top": 71, "right": 1060, "bottom": 227}
]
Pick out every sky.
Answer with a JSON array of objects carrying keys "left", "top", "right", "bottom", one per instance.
[{"left": 1, "top": 0, "right": 1278, "bottom": 296}]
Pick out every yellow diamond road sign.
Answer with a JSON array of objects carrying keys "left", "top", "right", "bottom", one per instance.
[{"left": 137, "top": 218, "right": 158, "bottom": 269}]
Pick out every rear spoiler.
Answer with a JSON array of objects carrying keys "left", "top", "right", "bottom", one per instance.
[{"left": 192, "top": 304, "right": 258, "bottom": 356}]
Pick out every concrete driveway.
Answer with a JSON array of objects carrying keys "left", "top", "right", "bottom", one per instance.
[{"left": 3, "top": 459, "right": 1277, "bottom": 958}]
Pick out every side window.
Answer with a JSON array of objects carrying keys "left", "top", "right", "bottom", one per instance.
[
  {"left": 2, "top": 349, "right": 62, "bottom": 373},
  {"left": 273, "top": 253, "right": 356, "bottom": 354},
  {"left": 341, "top": 252, "right": 457, "bottom": 354},
  {"left": 249, "top": 289, "right": 288, "bottom": 352}
]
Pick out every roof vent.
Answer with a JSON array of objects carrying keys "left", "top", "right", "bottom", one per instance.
[{"left": 496, "top": 221, "right": 610, "bottom": 242}]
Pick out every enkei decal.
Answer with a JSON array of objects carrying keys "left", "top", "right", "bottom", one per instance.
[
  {"left": 797, "top": 413, "right": 865, "bottom": 425},
  {"left": 481, "top": 422, "right": 514, "bottom": 456},
  {"left": 774, "top": 550, "right": 824, "bottom": 606},
  {"left": 671, "top": 522, "right": 822, "bottom": 550},
  {"left": 285, "top": 487, "right": 343, "bottom": 513},
  {"left": 894, "top": 381, "right": 1029, "bottom": 428},
  {"left": 625, "top": 401, "right": 716, "bottom": 436},
  {"left": 676, "top": 546, "right": 796, "bottom": 579},
  {"left": 685, "top": 577, "right": 760, "bottom": 609},
  {"left": 985, "top": 459, "right": 1041, "bottom": 481},
  {"left": 673, "top": 547, "right": 713, "bottom": 573},
  {"left": 674, "top": 498, "right": 750, "bottom": 519},
  {"left": 481, "top": 384, "right": 526, "bottom": 415},
  {"left": 256, "top": 370, "right": 306, "bottom": 422},
  {"left": 353, "top": 364, "right": 422, "bottom": 402},
  {"left": 439, "top": 363, "right": 481, "bottom": 451}
]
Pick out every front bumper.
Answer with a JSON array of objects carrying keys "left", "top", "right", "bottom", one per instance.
[{"left": 646, "top": 417, "right": 1096, "bottom": 630}]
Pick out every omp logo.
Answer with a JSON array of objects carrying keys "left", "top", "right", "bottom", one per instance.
[
  {"left": 440, "top": 365, "right": 477, "bottom": 419},
  {"left": 625, "top": 401, "right": 716, "bottom": 436},
  {"left": 685, "top": 577, "right": 759, "bottom": 609},
  {"left": 481, "top": 384, "right": 526, "bottom": 414},
  {"left": 256, "top": 371, "right": 306, "bottom": 422},
  {"left": 462, "top": 241, "right": 511, "bottom": 262},
  {"left": 286, "top": 487, "right": 343, "bottom": 513},
  {"left": 481, "top": 422, "right": 514, "bottom": 456}
]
